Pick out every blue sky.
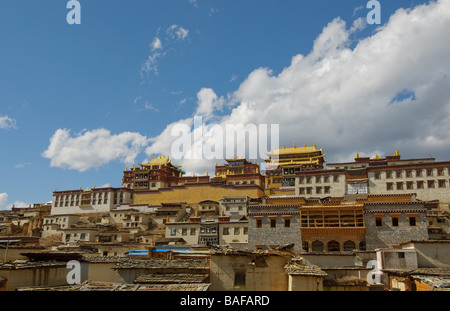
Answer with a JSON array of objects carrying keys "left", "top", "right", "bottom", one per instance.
[{"left": 1, "top": 0, "right": 449, "bottom": 208}]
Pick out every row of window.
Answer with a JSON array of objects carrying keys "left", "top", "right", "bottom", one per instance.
[
  {"left": 170, "top": 227, "right": 248, "bottom": 236},
  {"left": 255, "top": 218, "right": 291, "bottom": 228},
  {"left": 374, "top": 215, "right": 417, "bottom": 227},
  {"left": 298, "top": 186, "right": 331, "bottom": 195},
  {"left": 374, "top": 167, "right": 450, "bottom": 179},
  {"left": 386, "top": 179, "right": 449, "bottom": 191},
  {"left": 297, "top": 175, "right": 341, "bottom": 184}
]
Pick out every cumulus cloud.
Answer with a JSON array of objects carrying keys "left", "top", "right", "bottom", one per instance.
[
  {"left": 42, "top": 128, "right": 149, "bottom": 172},
  {"left": 144, "top": 0, "right": 450, "bottom": 174},
  {"left": 0, "top": 193, "right": 29, "bottom": 210},
  {"left": 0, "top": 114, "right": 17, "bottom": 129},
  {"left": 195, "top": 88, "right": 225, "bottom": 121},
  {"left": 0, "top": 193, "right": 8, "bottom": 210}
]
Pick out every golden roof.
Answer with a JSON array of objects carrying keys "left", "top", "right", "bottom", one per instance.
[
  {"left": 265, "top": 143, "right": 324, "bottom": 156},
  {"left": 138, "top": 155, "right": 182, "bottom": 169}
]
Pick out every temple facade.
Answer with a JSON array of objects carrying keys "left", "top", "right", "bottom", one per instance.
[
  {"left": 264, "top": 143, "right": 325, "bottom": 192},
  {"left": 294, "top": 151, "right": 450, "bottom": 209}
]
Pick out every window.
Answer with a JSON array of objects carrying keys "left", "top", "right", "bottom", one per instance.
[
  {"left": 416, "top": 169, "right": 422, "bottom": 177},
  {"left": 182, "top": 228, "right": 187, "bottom": 236},
  {"left": 398, "top": 252, "right": 405, "bottom": 259},
  {"left": 270, "top": 218, "right": 277, "bottom": 228},
  {"left": 256, "top": 219, "right": 262, "bottom": 228},
  {"left": 438, "top": 168, "right": 444, "bottom": 176},
  {"left": 284, "top": 218, "right": 291, "bottom": 228},
  {"left": 190, "top": 228, "right": 196, "bottom": 235},
  {"left": 223, "top": 227, "right": 229, "bottom": 235},
  {"left": 396, "top": 182, "right": 404, "bottom": 190},
  {"left": 392, "top": 217, "right": 399, "bottom": 227},
  {"left": 406, "top": 170, "right": 413, "bottom": 178},
  {"left": 427, "top": 169, "right": 434, "bottom": 177},
  {"left": 417, "top": 181, "right": 424, "bottom": 189},
  {"left": 80, "top": 233, "right": 86, "bottom": 240},
  {"left": 427, "top": 180, "right": 435, "bottom": 188},
  {"left": 386, "top": 182, "right": 393, "bottom": 191},
  {"left": 375, "top": 216, "right": 383, "bottom": 227},
  {"left": 316, "top": 187, "right": 322, "bottom": 194},
  {"left": 386, "top": 171, "right": 393, "bottom": 179},
  {"left": 234, "top": 271, "right": 246, "bottom": 287},
  {"left": 406, "top": 182, "right": 414, "bottom": 190},
  {"left": 409, "top": 216, "right": 417, "bottom": 226},
  {"left": 234, "top": 227, "right": 240, "bottom": 235},
  {"left": 170, "top": 228, "right": 176, "bottom": 236},
  {"left": 324, "top": 176, "right": 330, "bottom": 183},
  {"left": 395, "top": 170, "right": 402, "bottom": 178},
  {"left": 438, "top": 180, "right": 446, "bottom": 188},
  {"left": 324, "top": 186, "right": 331, "bottom": 194}
]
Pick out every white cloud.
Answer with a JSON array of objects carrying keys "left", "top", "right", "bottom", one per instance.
[
  {"left": 189, "top": 0, "right": 198, "bottom": 8},
  {"left": 166, "top": 25, "right": 189, "bottom": 41},
  {"left": 144, "top": 0, "right": 450, "bottom": 174},
  {"left": 151, "top": 37, "right": 162, "bottom": 51},
  {"left": 143, "top": 102, "right": 160, "bottom": 112},
  {"left": 141, "top": 25, "right": 190, "bottom": 78},
  {"left": 195, "top": 88, "right": 225, "bottom": 121},
  {"left": 0, "top": 193, "right": 29, "bottom": 210},
  {"left": 0, "top": 114, "right": 17, "bottom": 130},
  {"left": 42, "top": 128, "right": 149, "bottom": 172},
  {"left": 14, "top": 162, "right": 32, "bottom": 169},
  {"left": 0, "top": 193, "right": 8, "bottom": 210}
]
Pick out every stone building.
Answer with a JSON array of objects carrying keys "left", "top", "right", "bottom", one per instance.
[
  {"left": 248, "top": 198, "right": 301, "bottom": 251},
  {"left": 364, "top": 201, "right": 428, "bottom": 250}
]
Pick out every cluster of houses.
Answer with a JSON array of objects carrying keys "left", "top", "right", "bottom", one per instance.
[{"left": 1, "top": 147, "right": 450, "bottom": 291}]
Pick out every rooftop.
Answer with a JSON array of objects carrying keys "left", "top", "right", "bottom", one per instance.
[
  {"left": 134, "top": 273, "right": 209, "bottom": 284},
  {"left": 284, "top": 262, "right": 328, "bottom": 277},
  {"left": 112, "top": 258, "right": 210, "bottom": 270},
  {"left": 16, "top": 280, "right": 211, "bottom": 292}
]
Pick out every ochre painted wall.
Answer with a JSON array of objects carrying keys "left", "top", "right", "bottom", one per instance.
[{"left": 134, "top": 184, "right": 264, "bottom": 205}]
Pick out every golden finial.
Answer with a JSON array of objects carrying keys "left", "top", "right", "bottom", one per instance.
[
  {"left": 293, "top": 142, "right": 296, "bottom": 148},
  {"left": 395, "top": 150, "right": 399, "bottom": 156},
  {"left": 356, "top": 153, "right": 359, "bottom": 159}
]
